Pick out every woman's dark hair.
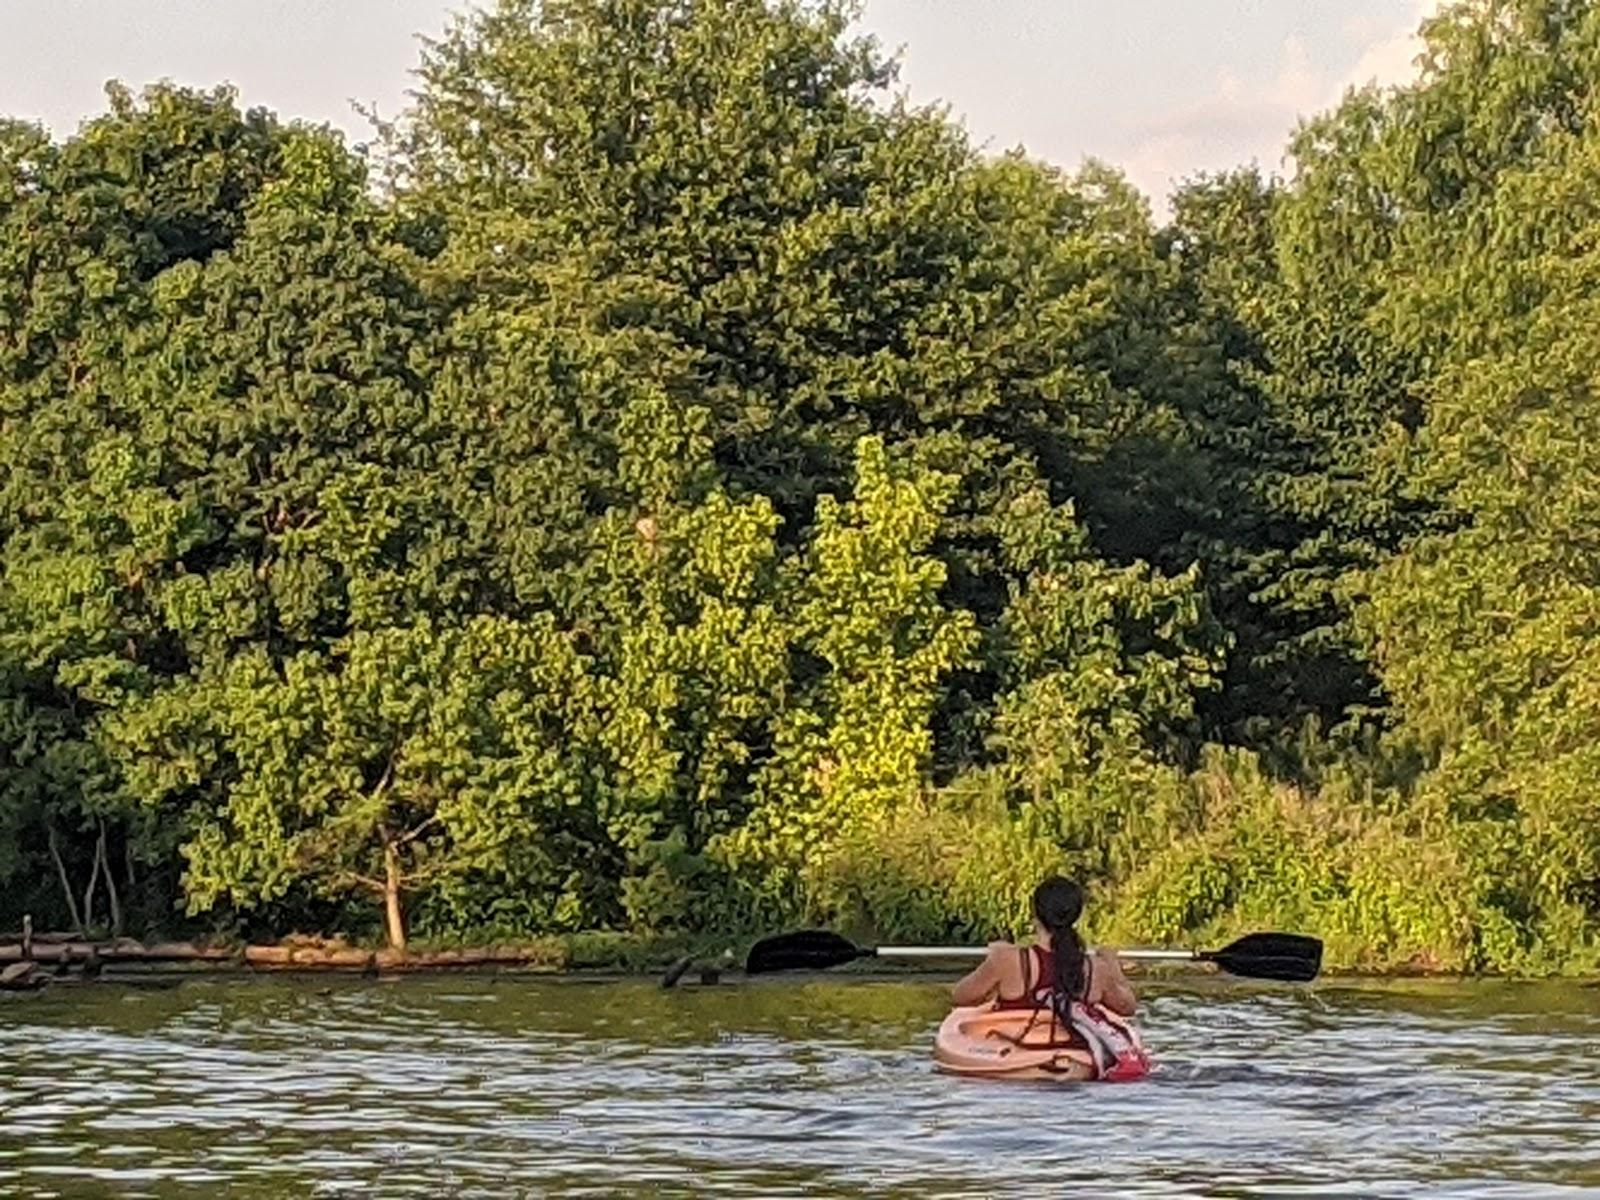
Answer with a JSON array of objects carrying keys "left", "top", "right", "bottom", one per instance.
[{"left": 1032, "top": 876, "right": 1086, "bottom": 1021}]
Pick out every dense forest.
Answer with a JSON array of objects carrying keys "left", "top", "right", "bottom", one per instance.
[{"left": 2, "top": 0, "right": 1597, "bottom": 972}]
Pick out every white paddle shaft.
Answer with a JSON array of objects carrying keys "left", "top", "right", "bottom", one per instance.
[
  {"left": 873, "top": 946, "right": 1199, "bottom": 962},
  {"left": 874, "top": 946, "right": 987, "bottom": 959}
]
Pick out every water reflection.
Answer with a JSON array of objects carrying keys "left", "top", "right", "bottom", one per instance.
[{"left": 1, "top": 974, "right": 1596, "bottom": 1197}]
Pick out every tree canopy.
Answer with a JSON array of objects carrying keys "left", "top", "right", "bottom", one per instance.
[{"left": 4, "top": 0, "right": 1600, "bottom": 972}]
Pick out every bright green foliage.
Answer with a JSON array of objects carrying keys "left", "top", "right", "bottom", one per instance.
[
  {"left": 5, "top": 1, "right": 1600, "bottom": 972},
  {"left": 1362, "top": 65, "right": 1600, "bottom": 970},
  {"left": 166, "top": 618, "right": 601, "bottom": 947},
  {"left": 1106, "top": 749, "right": 1480, "bottom": 970},
  {"left": 988, "top": 485, "right": 1224, "bottom": 787},
  {"left": 720, "top": 438, "right": 977, "bottom": 911},
  {"left": 582, "top": 479, "right": 793, "bottom": 933}
]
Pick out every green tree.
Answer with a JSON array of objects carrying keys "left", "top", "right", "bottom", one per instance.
[
  {"left": 398, "top": 0, "right": 1220, "bottom": 756},
  {"left": 0, "top": 86, "right": 291, "bottom": 931},
  {"left": 1365, "top": 112, "right": 1600, "bottom": 970},
  {"left": 156, "top": 618, "right": 598, "bottom": 948},
  {"left": 718, "top": 437, "right": 977, "bottom": 912},
  {"left": 1158, "top": 160, "right": 1432, "bottom": 749}
]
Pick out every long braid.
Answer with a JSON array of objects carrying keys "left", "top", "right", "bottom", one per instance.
[
  {"left": 1046, "top": 915, "right": 1086, "bottom": 1026},
  {"left": 1031, "top": 877, "right": 1086, "bottom": 1026}
]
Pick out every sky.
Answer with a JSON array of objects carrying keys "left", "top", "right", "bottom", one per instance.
[{"left": 0, "top": 0, "right": 1438, "bottom": 216}]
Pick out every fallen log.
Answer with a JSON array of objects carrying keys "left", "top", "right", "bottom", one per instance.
[
  {"left": 244, "top": 945, "right": 374, "bottom": 969},
  {"left": 0, "top": 940, "right": 239, "bottom": 965},
  {"left": 0, "top": 929, "right": 88, "bottom": 946},
  {"left": 0, "top": 937, "right": 569, "bottom": 974},
  {"left": 371, "top": 944, "right": 565, "bottom": 971}
]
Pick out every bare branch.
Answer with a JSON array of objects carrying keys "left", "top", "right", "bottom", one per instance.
[
  {"left": 394, "top": 814, "right": 441, "bottom": 847},
  {"left": 371, "top": 752, "right": 398, "bottom": 798},
  {"left": 331, "top": 871, "right": 387, "bottom": 895}
]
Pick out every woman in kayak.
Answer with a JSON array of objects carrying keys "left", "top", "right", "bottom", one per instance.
[{"left": 949, "top": 876, "right": 1147, "bottom": 1079}]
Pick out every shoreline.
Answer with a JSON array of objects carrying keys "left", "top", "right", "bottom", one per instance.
[
  {"left": 4, "top": 933, "right": 1594, "bottom": 986},
  {"left": 0, "top": 930, "right": 734, "bottom": 986}
]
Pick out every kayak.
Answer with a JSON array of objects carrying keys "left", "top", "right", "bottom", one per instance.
[{"left": 933, "top": 1004, "right": 1151, "bottom": 1083}]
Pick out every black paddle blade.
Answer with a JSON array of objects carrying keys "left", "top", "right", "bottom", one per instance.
[
  {"left": 1204, "top": 932, "right": 1323, "bottom": 982},
  {"left": 745, "top": 929, "right": 870, "bottom": 974}
]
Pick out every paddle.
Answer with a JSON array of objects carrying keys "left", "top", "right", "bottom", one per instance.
[{"left": 744, "top": 929, "right": 1322, "bottom": 983}]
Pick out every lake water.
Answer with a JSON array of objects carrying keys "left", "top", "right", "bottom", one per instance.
[{"left": 1, "top": 972, "right": 1597, "bottom": 1197}]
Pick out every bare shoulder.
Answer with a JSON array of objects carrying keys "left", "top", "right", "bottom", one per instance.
[
  {"left": 1088, "top": 945, "right": 1138, "bottom": 1014},
  {"left": 986, "top": 940, "right": 1024, "bottom": 983},
  {"left": 1086, "top": 946, "right": 1125, "bottom": 993},
  {"left": 952, "top": 940, "right": 1020, "bottom": 1006},
  {"left": 1092, "top": 945, "right": 1128, "bottom": 976}
]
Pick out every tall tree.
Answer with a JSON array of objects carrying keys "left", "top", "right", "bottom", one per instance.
[{"left": 1361, "top": 0, "right": 1600, "bottom": 968}]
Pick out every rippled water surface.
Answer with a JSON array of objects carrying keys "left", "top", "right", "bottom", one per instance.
[{"left": 2, "top": 972, "right": 1598, "bottom": 1197}]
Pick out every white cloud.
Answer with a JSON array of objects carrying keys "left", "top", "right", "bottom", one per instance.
[
  {"left": 1121, "top": 1, "right": 1442, "bottom": 215},
  {"left": 1341, "top": 0, "right": 1439, "bottom": 93}
]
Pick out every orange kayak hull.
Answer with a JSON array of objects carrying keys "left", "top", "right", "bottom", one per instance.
[{"left": 932, "top": 1005, "right": 1149, "bottom": 1082}]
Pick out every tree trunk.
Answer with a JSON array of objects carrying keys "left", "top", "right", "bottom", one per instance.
[
  {"left": 46, "top": 826, "right": 86, "bottom": 937},
  {"left": 82, "top": 825, "right": 103, "bottom": 934},
  {"left": 100, "top": 822, "right": 123, "bottom": 938},
  {"left": 382, "top": 840, "right": 406, "bottom": 952}
]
